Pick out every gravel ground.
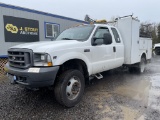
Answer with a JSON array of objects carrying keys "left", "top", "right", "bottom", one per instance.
[{"left": 0, "top": 55, "right": 160, "bottom": 120}]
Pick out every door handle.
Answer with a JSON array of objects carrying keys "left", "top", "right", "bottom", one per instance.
[
  {"left": 113, "top": 46, "right": 116, "bottom": 52},
  {"left": 84, "top": 49, "right": 90, "bottom": 52}
]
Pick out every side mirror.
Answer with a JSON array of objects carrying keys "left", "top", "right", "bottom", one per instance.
[
  {"left": 103, "top": 33, "right": 112, "bottom": 45},
  {"left": 92, "top": 37, "right": 103, "bottom": 46}
]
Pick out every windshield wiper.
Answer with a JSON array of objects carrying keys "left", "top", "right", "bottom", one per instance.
[{"left": 61, "top": 38, "right": 73, "bottom": 40}]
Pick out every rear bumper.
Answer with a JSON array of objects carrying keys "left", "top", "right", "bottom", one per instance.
[{"left": 5, "top": 63, "right": 59, "bottom": 88}]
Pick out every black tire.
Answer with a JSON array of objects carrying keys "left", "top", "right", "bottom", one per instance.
[
  {"left": 155, "top": 49, "right": 160, "bottom": 55},
  {"left": 137, "top": 57, "right": 146, "bottom": 73},
  {"left": 54, "top": 69, "right": 85, "bottom": 107}
]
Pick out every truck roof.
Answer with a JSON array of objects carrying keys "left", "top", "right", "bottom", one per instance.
[{"left": 94, "top": 24, "right": 114, "bottom": 28}]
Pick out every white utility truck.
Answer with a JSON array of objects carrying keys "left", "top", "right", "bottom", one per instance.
[{"left": 5, "top": 16, "right": 152, "bottom": 107}]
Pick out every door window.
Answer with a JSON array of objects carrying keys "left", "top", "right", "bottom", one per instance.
[
  {"left": 111, "top": 28, "right": 121, "bottom": 43},
  {"left": 94, "top": 27, "right": 111, "bottom": 45}
]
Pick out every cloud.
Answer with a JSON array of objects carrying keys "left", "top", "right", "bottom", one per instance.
[{"left": 0, "top": 0, "right": 159, "bottom": 22}]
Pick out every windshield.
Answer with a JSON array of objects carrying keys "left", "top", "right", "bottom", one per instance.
[{"left": 56, "top": 25, "right": 95, "bottom": 41}]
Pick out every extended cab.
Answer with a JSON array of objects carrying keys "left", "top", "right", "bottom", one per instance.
[{"left": 5, "top": 16, "right": 152, "bottom": 107}]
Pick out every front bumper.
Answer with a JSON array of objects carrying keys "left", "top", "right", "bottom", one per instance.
[{"left": 5, "top": 63, "right": 59, "bottom": 88}]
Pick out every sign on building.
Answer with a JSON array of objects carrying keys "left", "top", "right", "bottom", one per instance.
[{"left": 3, "top": 16, "right": 39, "bottom": 42}]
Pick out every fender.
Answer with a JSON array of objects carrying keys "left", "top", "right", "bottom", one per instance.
[
  {"left": 53, "top": 52, "right": 92, "bottom": 75},
  {"left": 140, "top": 51, "right": 147, "bottom": 60}
]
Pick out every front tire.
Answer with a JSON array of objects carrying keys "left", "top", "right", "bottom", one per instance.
[{"left": 54, "top": 69, "right": 85, "bottom": 107}]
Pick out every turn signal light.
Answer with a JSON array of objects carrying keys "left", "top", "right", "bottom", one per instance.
[{"left": 47, "top": 62, "right": 53, "bottom": 66}]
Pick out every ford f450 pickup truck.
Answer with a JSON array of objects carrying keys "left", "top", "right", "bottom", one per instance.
[{"left": 5, "top": 16, "right": 152, "bottom": 107}]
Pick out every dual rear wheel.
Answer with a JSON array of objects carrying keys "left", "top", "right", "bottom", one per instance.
[{"left": 129, "top": 57, "right": 146, "bottom": 73}]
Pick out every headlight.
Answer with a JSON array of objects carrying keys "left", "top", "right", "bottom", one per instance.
[{"left": 33, "top": 53, "right": 53, "bottom": 66}]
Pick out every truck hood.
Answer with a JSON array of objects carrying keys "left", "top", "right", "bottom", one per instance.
[
  {"left": 11, "top": 40, "right": 84, "bottom": 52},
  {"left": 154, "top": 43, "right": 160, "bottom": 49}
]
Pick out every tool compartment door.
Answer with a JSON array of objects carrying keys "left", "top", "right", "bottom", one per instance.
[
  {"left": 139, "top": 38, "right": 148, "bottom": 50},
  {"left": 130, "top": 19, "right": 141, "bottom": 64}
]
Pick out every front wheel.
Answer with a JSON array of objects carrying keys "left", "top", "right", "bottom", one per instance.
[{"left": 54, "top": 69, "right": 85, "bottom": 107}]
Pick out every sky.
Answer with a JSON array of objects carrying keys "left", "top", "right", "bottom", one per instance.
[{"left": 0, "top": 0, "right": 159, "bottom": 23}]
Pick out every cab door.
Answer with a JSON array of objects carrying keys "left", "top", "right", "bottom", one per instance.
[
  {"left": 111, "top": 27, "right": 124, "bottom": 67},
  {"left": 91, "top": 27, "right": 116, "bottom": 74}
]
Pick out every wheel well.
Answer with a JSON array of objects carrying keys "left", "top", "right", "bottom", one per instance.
[
  {"left": 141, "top": 53, "right": 147, "bottom": 64},
  {"left": 141, "top": 53, "right": 146, "bottom": 60},
  {"left": 155, "top": 47, "right": 160, "bottom": 49},
  {"left": 57, "top": 59, "right": 89, "bottom": 81},
  {"left": 155, "top": 47, "right": 160, "bottom": 52}
]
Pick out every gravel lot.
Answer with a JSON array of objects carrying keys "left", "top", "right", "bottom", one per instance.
[{"left": 0, "top": 55, "right": 160, "bottom": 120}]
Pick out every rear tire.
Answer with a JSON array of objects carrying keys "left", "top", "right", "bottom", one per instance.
[
  {"left": 155, "top": 49, "right": 160, "bottom": 55},
  {"left": 137, "top": 57, "right": 146, "bottom": 73},
  {"left": 54, "top": 69, "right": 85, "bottom": 107}
]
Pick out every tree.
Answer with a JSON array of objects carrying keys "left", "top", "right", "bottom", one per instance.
[
  {"left": 157, "top": 23, "right": 160, "bottom": 43},
  {"left": 151, "top": 23, "right": 158, "bottom": 44},
  {"left": 152, "top": 28, "right": 158, "bottom": 45},
  {"left": 84, "top": 14, "right": 94, "bottom": 23},
  {"left": 140, "top": 22, "right": 159, "bottom": 45}
]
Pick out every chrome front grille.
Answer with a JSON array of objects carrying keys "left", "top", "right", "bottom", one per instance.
[{"left": 8, "top": 49, "right": 33, "bottom": 69}]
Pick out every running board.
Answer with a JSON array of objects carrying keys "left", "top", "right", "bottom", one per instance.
[{"left": 94, "top": 73, "right": 103, "bottom": 79}]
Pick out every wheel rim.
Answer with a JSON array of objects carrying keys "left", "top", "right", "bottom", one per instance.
[{"left": 66, "top": 76, "right": 81, "bottom": 100}]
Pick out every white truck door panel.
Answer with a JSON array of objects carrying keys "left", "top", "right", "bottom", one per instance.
[
  {"left": 114, "top": 45, "right": 124, "bottom": 67},
  {"left": 111, "top": 27, "right": 124, "bottom": 67},
  {"left": 91, "top": 27, "right": 115, "bottom": 74},
  {"left": 91, "top": 45, "right": 115, "bottom": 74}
]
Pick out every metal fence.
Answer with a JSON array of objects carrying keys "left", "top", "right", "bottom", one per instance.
[{"left": 0, "top": 58, "right": 8, "bottom": 77}]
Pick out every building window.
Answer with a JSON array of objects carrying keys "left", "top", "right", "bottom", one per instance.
[{"left": 45, "top": 22, "right": 60, "bottom": 38}]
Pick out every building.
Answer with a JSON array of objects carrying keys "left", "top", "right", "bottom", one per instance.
[{"left": 0, "top": 3, "right": 87, "bottom": 75}]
